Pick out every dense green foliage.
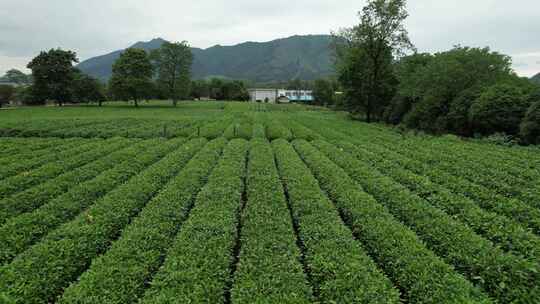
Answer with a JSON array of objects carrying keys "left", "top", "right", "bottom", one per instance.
[
  {"left": 71, "top": 70, "right": 106, "bottom": 105},
  {"left": 0, "top": 85, "right": 15, "bottom": 107},
  {"left": 334, "top": 0, "right": 413, "bottom": 122},
  {"left": 332, "top": 1, "right": 539, "bottom": 143},
  {"left": 311, "top": 78, "right": 337, "bottom": 105},
  {"left": 394, "top": 47, "right": 532, "bottom": 136},
  {"left": 151, "top": 41, "right": 193, "bottom": 106},
  {"left": 109, "top": 48, "right": 154, "bottom": 107},
  {"left": 3, "top": 69, "right": 32, "bottom": 85},
  {"left": 521, "top": 90, "right": 540, "bottom": 144},
  {"left": 190, "top": 78, "right": 249, "bottom": 101},
  {"left": 531, "top": 72, "right": 540, "bottom": 85},
  {"left": 27, "top": 49, "right": 79, "bottom": 106},
  {"left": 469, "top": 83, "right": 530, "bottom": 135}
]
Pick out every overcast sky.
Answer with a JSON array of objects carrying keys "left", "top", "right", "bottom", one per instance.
[{"left": 1, "top": 0, "right": 539, "bottom": 77}]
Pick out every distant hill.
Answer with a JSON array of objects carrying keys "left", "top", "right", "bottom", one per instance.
[
  {"left": 531, "top": 73, "right": 540, "bottom": 85},
  {"left": 77, "top": 35, "right": 335, "bottom": 83}
]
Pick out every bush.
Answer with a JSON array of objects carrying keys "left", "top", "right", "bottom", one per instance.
[
  {"left": 469, "top": 84, "right": 529, "bottom": 135},
  {"left": 383, "top": 94, "right": 413, "bottom": 125},
  {"left": 404, "top": 94, "right": 445, "bottom": 133},
  {"left": 445, "top": 88, "right": 481, "bottom": 136},
  {"left": 520, "top": 92, "right": 540, "bottom": 144},
  {"left": 0, "top": 85, "right": 15, "bottom": 107},
  {"left": 481, "top": 132, "right": 519, "bottom": 146},
  {"left": 13, "top": 85, "right": 44, "bottom": 105}
]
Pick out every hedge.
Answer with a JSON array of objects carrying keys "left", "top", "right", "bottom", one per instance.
[
  {"left": 0, "top": 138, "right": 184, "bottom": 266},
  {"left": 231, "top": 139, "right": 313, "bottom": 303},
  {"left": 329, "top": 140, "right": 540, "bottom": 262},
  {"left": 288, "top": 140, "right": 490, "bottom": 303},
  {"left": 252, "top": 123, "right": 266, "bottom": 138},
  {"left": 0, "top": 138, "right": 91, "bottom": 180},
  {"left": 272, "top": 139, "right": 400, "bottom": 303},
  {"left": 0, "top": 138, "right": 138, "bottom": 225},
  {"left": 140, "top": 139, "right": 248, "bottom": 304},
  {"left": 0, "top": 138, "right": 127, "bottom": 199},
  {"left": 303, "top": 140, "right": 540, "bottom": 303},
  {"left": 0, "top": 138, "right": 205, "bottom": 304},
  {"left": 58, "top": 138, "right": 227, "bottom": 303},
  {"left": 266, "top": 120, "right": 293, "bottom": 141}
]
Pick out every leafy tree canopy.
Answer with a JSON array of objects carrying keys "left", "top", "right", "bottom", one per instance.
[
  {"left": 4, "top": 69, "right": 31, "bottom": 85},
  {"left": 470, "top": 83, "right": 530, "bottom": 135},
  {"left": 109, "top": 48, "right": 153, "bottom": 107},
  {"left": 334, "top": 0, "right": 413, "bottom": 122},
  {"left": 27, "top": 49, "right": 78, "bottom": 106},
  {"left": 0, "top": 85, "right": 15, "bottom": 107},
  {"left": 150, "top": 41, "right": 193, "bottom": 106}
]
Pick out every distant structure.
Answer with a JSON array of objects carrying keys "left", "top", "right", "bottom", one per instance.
[{"left": 248, "top": 88, "right": 313, "bottom": 103}]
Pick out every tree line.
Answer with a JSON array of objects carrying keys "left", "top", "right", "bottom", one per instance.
[
  {"left": 0, "top": 41, "right": 256, "bottom": 108},
  {"left": 334, "top": 0, "right": 540, "bottom": 145}
]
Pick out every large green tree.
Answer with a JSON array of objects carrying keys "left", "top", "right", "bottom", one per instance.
[
  {"left": 469, "top": 83, "right": 530, "bottom": 135},
  {"left": 0, "top": 85, "right": 15, "bottom": 107},
  {"left": 334, "top": 0, "right": 413, "bottom": 122},
  {"left": 401, "top": 47, "right": 522, "bottom": 134},
  {"left": 72, "top": 69, "right": 106, "bottom": 106},
  {"left": 27, "top": 49, "right": 78, "bottom": 106},
  {"left": 312, "top": 78, "right": 337, "bottom": 105},
  {"left": 5, "top": 69, "right": 31, "bottom": 85},
  {"left": 109, "top": 48, "right": 153, "bottom": 107},
  {"left": 151, "top": 41, "right": 193, "bottom": 106},
  {"left": 520, "top": 90, "right": 540, "bottom": 144}
]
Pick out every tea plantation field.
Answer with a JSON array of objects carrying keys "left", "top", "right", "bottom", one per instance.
[{"left": 1, "top": 102, "right": 539, "bottom": 303}]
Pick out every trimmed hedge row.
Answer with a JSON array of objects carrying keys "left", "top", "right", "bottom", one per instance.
[
  {"left": 0, "top": 138, "right": 205, "bottom": 304},
  {"left": 59, "top": 138, "right": 227, "bottom": 304},
  {"left": 0, "top": 138, "right": 73, "bottom": 165},
  {"left": 0, "top": 138, "right": 91, "bottom": 180},
  {"left": 385, "top": 139, "right": 536, "bottom": 206},
  {"left": 304, "top": 140, "right": 540, "bottom": 303},
  {"left": 360, "top": 139, "right": 540, "bottom": 234},
  {"left": 285, "top": 120, "right": 322, "bottom": 141},
  {"left": 231, "top": 139, "right": 313, "bottom": 303},
  {"left": 288, "top": 139, "right": 490, "bottom": 303},
  {"left": 252, "top": 123, "right": 266, "bottom": 138},
  {"left": 0, "top": 138, "right": 184, "bottom": 265},
  {"left": 0, "top": 118, "right": 202, "bottom": 139},
  {"left": 0, "top": 119, "right": 100, "bottom": 138},
  {"left": 140, "top": 139, "right": 248, "bottom": 304},
  {"left": 298, "top": 118, "right": 540, "bottom": 234},
  {"left": 331, "top": 140, "right": 540, "bottom": 262},
  {"left": 421, "top": 138, "right": 540, "bottom": 185},
  {"left": 0, "top": 138, "right": 127, "bottom": 199},
  {"left": 224, "top": 123, "right": 253, "bottom": 140},
  {"left": 0, "top": 138, "right": 64, "bottom": 155},
  {"left": 272, "top": 139, "right": 400, "bottom": 303},
  {"left": 48, "top": 119, "right": 136, "bottom": 139},
  {"left": 320, "top": 118, "right": 540, "bottom": 211},
  {"left": 266, "top": 120, "right": 293, "bottom": 141},
  {"left": 198, "top": 119, "right": 231, "bottom": 139},
  {"left": 0, "top": 138, "right": 139, "bottom": 225}
]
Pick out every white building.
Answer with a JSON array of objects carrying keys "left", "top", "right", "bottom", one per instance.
[
  {"left": 248, "top": 89, "right": 279, "bottom": 103},
  {"left": 248, "top": 88, "right": 313, "bottom": 103}
]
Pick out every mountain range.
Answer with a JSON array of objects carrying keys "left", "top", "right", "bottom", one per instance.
[
  {"left": 77, "top": 35, "right": 335, "bottom": 83},
  {"left": 531, "top": 72, "right": 540, "bottom": 85}
]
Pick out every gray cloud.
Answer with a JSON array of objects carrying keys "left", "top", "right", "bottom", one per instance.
[{"left": 1, "top": 0, "right": 539, "bottom": 76}]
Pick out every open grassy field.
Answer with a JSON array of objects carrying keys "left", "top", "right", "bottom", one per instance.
[{"left": 0, "top": 101, "right": 539, "bottom": 304}]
